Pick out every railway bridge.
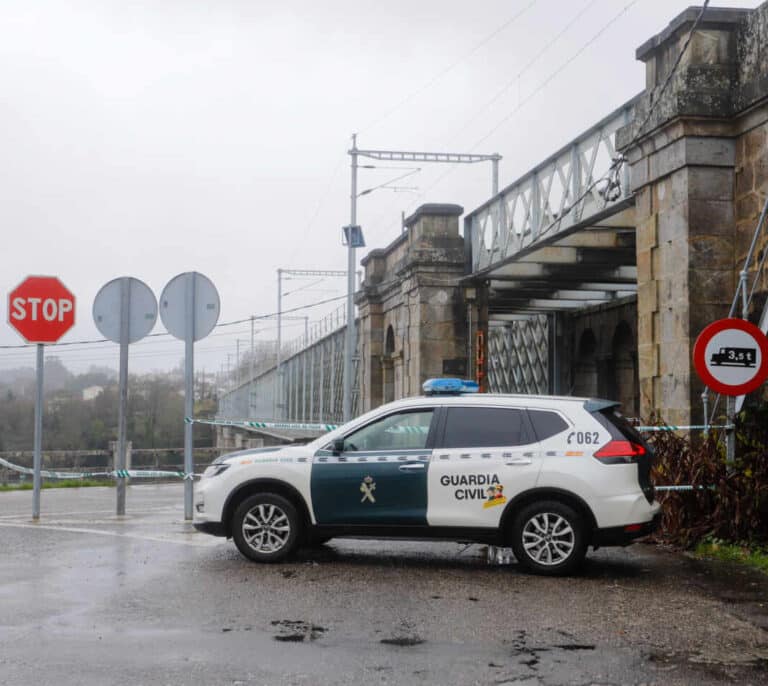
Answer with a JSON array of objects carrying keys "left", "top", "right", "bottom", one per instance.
[{"left": 217, "top": 3, "right": 768, "bottom": 448}]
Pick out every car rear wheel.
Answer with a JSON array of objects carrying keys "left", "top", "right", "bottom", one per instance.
[
  {"left": 510, "top": 500, "right": 587, "bottom": 576},
  {"left": 232, "top": 493, "right": 301, "bottom": 563}
]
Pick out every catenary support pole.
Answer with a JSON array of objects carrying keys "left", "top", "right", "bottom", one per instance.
[
  {"left": 32, "top": 343, "right": 44, "bottom": 520},
  {"left": 344, "top": 134, "right": 358, "bottom": 422}
]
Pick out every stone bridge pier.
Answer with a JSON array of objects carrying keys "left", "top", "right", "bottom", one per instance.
[{"left": 618, "top": 4, "right": 768, "bottom": 424}]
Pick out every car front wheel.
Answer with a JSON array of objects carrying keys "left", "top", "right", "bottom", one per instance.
[
  {"left": 232, "top": 493, "right": 301, "bottom": 563},
  {"left": 510, "top": 500, "right": 587, "bottom": 576}
]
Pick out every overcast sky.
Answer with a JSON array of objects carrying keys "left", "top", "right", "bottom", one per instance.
[{"left": 0, "top": 0, "right": 758, "bottom": 377}]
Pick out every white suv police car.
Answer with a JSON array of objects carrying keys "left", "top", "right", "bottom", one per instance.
[{"left": 194, "top": 379, "right": 660, "bottom": 575}]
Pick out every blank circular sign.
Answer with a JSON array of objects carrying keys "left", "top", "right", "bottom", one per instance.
[
  {"left": 159, "top": 272, "right": 220, "bottom": 342},
  {"left": 93, "top": 277, "right": 157, "bottom": 344}
]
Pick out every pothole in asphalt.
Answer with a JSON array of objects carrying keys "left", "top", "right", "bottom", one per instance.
[
  {"left": 271, "top": 619, "right": 326, "bottom": 642},
  {"left": 380, "top": 636, "right": 425, "bottom": 647}
]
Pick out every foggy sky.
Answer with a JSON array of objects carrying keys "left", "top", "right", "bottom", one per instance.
[{"left": 0, "top": 0, "right": 758, "bottom": 376}]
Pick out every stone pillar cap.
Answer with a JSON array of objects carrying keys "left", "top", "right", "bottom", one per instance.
[
  {"left": 636, "top": 6, "right": 751, "bottom": 61},
  {"left": 404, "top": 204, "right": 464, "bottom": 228}
]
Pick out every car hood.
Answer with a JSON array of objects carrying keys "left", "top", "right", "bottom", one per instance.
[{"left": 215, "top": 445, "right": 311, "bottom": 465}]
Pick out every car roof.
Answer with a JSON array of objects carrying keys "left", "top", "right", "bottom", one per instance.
[{"left": 388, "top": 393, "right": 594, "bottom": 409}]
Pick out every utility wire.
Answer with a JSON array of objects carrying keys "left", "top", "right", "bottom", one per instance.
[
  {"left": 624, "top": 0, "right": 710, "bottom": 149},
  {"left": 0, "top": 294, "right": 349, "bottom": 351},
  {"left": 471, "top": 0, "right": 640, "bottom": 150},
  {"left": 452, "top": 0, "right": 601, "bottom": 141},
  {"left": 360, "top": 0, "right": 539, "bottom": 134},
  {"left": 386, "top": 0, "right": 641, "bottom": 232}
]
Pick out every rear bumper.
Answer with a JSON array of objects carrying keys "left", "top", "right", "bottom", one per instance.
[
  {"left": 193, "top": 521, "right": 228, "bottom": 537},
  {"left": 592, "top": 512, "right": 661, "bottom": 547}
]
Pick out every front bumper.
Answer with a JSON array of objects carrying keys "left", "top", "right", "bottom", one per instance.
[{"left": 592, "top": 512, "right": 661, "bottom": 547}]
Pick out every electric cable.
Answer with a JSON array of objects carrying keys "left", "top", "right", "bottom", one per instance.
[
  {"left": 360, "top": 0, "right": 539, "bottom": 134},
  {"left": 0, "top": 293, "right": 349, "bottom": 352}
]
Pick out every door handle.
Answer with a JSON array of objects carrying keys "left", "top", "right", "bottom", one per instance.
[
  {"left": 505, "top": 458, "right": 533, "bottom": 466},
  {"left": 398, "top": 463, "right": 426, "bottom": 471}
]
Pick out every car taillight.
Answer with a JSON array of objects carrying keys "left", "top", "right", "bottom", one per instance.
[{"left": 593, "top": 440, "right": 646, "bottom": 463}]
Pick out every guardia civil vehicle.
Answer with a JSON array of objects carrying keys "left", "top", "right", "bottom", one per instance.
[{"left": 194, "top": 379, "right": 660, "bottom": 575}]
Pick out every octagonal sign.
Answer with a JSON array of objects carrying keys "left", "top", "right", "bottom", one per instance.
[
  {"left": 693, "top": 318, "right": 768, "bottom": 396},
  {"left": 8, "top": 276, "right": 76, "bottom": 344}
]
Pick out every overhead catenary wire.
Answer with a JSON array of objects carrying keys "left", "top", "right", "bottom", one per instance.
[
  {"left": 369, "top": 0, "right": 642, "bottom": 239},
  {"left": 451, "top": 0, "right": 602, "bottom": 141},
  {"left": 359, "top": 0, "right": 539, "bottom": 135}
]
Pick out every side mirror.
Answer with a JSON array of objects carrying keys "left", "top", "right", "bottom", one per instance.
[{"left": 332, "top": 438, "right": 345, "bottom": 455}]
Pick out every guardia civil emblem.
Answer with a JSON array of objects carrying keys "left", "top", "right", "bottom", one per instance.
[{"left": 360, "top": 475, "right": 376, "bottom": 503}]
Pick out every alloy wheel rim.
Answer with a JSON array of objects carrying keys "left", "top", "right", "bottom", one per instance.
[
  {"left": 242, "top": 503, "right": 291, "bottom": 553},
  {"left": 522, "top": 512, "right": 575, "bottom": 566}
]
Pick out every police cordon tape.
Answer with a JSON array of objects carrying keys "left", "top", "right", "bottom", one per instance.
[
  {"left": 635, "top": 424, "right": 730, "bottom": 431},
  {"left": 0, "top": 456, "right": 195, "bottom": 481},
  {"left": 185, "top": 417, "right": 339, "bottom": 432}
]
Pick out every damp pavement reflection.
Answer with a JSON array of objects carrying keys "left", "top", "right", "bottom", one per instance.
[{"left": 0, "top": 484, "right": 767, "bottom": 685}]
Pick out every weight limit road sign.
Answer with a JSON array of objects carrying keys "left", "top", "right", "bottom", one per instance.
[{"left": 693, "top": 318, "right": 768, "bottom": 396}]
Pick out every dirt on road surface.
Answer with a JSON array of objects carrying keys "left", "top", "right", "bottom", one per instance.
[{"left": 1, "top": 484, "right": 767, "bottom": 685}]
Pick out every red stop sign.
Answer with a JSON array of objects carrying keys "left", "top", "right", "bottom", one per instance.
[{"left": 8, "top": 276, "right": 76, "bottom": 343}]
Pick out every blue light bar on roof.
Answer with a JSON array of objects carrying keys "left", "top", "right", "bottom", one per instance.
[{"left": 422, "top": 378, "right": 479, "bottom": 395}]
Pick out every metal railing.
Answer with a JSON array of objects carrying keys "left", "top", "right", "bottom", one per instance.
[{"left": 467, "top": 97, "right": 638, "bottom": 274}]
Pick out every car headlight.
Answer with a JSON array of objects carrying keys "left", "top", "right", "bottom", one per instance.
[{"left": 202, "top": 463, "right": 231, "bottom": 478}]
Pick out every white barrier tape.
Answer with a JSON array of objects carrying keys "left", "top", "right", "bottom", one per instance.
[
  {"left": 0, "top": 457, "right": 107, "bottom": 479},
  {"left": 655, "top": 485, "right": 716, "bottom": 492},
  {"left": 0, "top": 457, "right": 197, "bottom": 481},
  {"left": 187, "top": 417, "right": 338, "bottom": 432},
  {"left": 636, "top": 425, "right": 731, "bottom": 431}
]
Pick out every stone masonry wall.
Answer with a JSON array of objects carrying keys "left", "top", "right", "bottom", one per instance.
[
  {"left": 735, "top": 119, "right": 768, "bottom": 312},
  {"left": 619, "top": 4, "right": 768, "bottom": 424}
]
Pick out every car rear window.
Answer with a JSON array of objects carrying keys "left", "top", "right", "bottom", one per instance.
[
  {"left": 593, "top": 407, "right": 647, "bottom": 446},
  {"left": 440, "top": 407, "right": 531, "bottom": 448},
  {"left": 527, "top": 410, "right": 569, "bottom": 441}
]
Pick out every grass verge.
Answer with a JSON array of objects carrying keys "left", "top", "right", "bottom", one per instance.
[
  {"left": 694, "top": 539, "right": 768, "bottom": 575},
  {"left": 0, "top": 479, "right": 113, "bottom": 491}
]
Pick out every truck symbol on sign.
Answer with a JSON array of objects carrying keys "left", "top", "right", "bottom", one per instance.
[{"left": 710, "top": 346, "right": 756, "bottom": 368}]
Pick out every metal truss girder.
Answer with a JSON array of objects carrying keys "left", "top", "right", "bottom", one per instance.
[
  {"left": 487, "top": 316, "right": 549, "bottom": 395},
  {"left": 554, "top": 229, "right": 635, "bottom": 249},
  {"left": 490, "top": 280, "right": 638, "bottom": 292},
  {"left": 467, "top": 97, "right": 638, "bottom": 275},
  {"left": 491, "top": 264, "right": 637, "bottom": 282},
  {"left": 519, "top": 246, "right": 635, "bottom": 266}
]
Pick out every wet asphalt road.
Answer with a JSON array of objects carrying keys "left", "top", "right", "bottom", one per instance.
[{"left": 1, "top": 485, "right": 767, "bottom": 686}]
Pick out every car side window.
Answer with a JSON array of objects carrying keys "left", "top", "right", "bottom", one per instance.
[
  {"left": 440, "top": 407, "right": 531, "bottom": 448},
  {"left": 527, "top": 410, "right": 569, "bottom": 441},
  {"left": 341, "top": 409, "right": 434, "bottom": 452}
]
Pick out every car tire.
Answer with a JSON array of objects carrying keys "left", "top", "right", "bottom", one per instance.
[
  {"left": 510, "top": 500, "right": 587, "bottom": 576},
  {"left": 232, "top": 493, "right": 301, "bottom": 563}
]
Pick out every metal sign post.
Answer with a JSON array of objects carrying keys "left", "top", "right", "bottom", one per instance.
[
  {"left": 93, "top": 277, "right": 158, "bottom": 515},
  {"left": 160, "top": 272, "right": 220, "bottom": 520},
  {"left": 33, "top": 344, "right": 44, "bottom": 519},
  {"left": 7, "top": 275, "right": 76, "bottom": 520}
]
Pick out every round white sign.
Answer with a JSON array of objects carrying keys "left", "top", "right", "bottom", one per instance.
[
  {"left": 159, "top": 272, "right": 220, "bottom": 342},
  {"left": 93, "top": 277, "right": 158, "bottom": 344}
]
